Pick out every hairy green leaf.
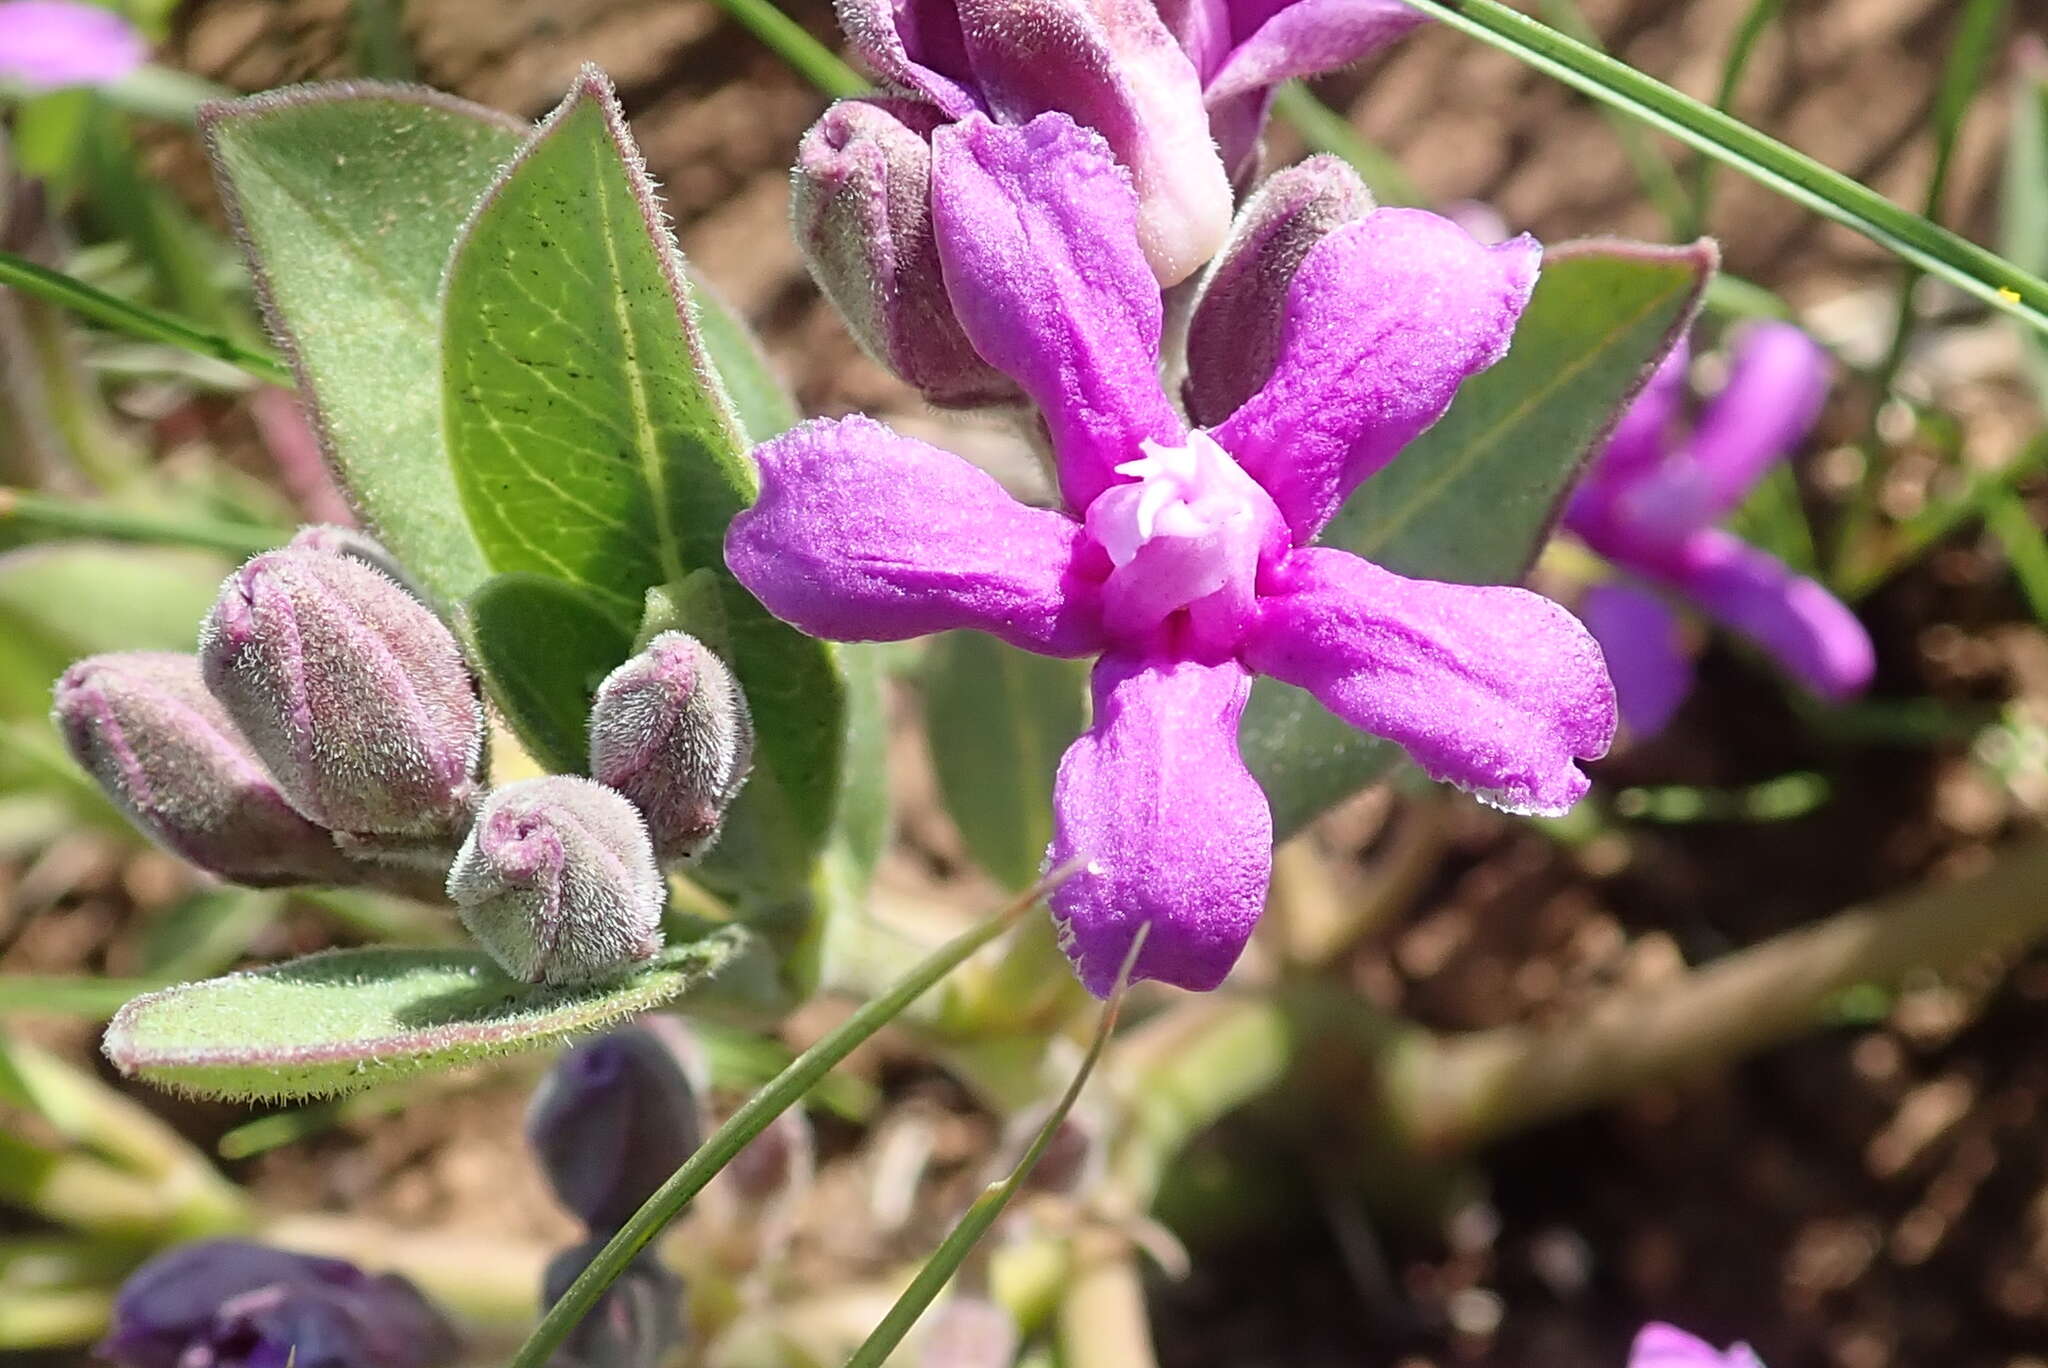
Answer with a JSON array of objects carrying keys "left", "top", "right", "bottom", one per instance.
[
  {"left": 922, "top": 633, "right": 1085, "bottom": 889},
  {"left": 103, "top": 927, "right": 750, "bottom": 1101},
  {"left": 465, "top": 572, "right": 634, "bottom": 775},
  {"left": 202, "top": 84, "right": 526, "bottom": 606},
  {"left": 1243, "top": 239, "right": 1715, "bottom": 837}
]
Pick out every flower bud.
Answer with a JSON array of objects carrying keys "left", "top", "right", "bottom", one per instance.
[
  {"left": 53, "top": 652, "right": 357, "bottom": 888},
  {"left": 793, "top": 99, "right": 1020, "bottom": 410},
  {"left": 198, "top": 548, "right": 483, "bottom": 845},
  {"left": 287, "top": 524, "right": 424, "bottom": 600},
  {"left": 588, "top": 632, "right": 752, "bottom": 863},
  {"left": 97, "top": 1239, "right": 459, "bottom": 1368},
  {"left": 918, "top": 1295, "right": 1020, "bottom": 1368},
  {"left": 541, "top": 1242, "right": 684, "bottom": 1368},
  {"left": 447, "top": 776, "right": 666, "bottom": 985},
  {"left": 527, "top": 1017, "right": 707, "bottom": 1232},
  {"left": 1183, "top": 155, "right": 1373, "bottom": 427}
]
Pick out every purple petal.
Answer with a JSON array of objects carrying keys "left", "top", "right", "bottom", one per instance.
[
  {"left": 1628, "top": 1322, "right": 1766, "bottom": 1368},
  {"left": 952, "top": 0, "right": 1232, "bottom": 284},
  {"left": 1589, "top": 334, "right": 1692, "bottom": 492},
  {"left": 832, "top": 0, "right": 981, "bottom": 115},
  {"left": 1154, "top": 0, "right": 1234, "bottom": 79},
  {"left": 726, "top": 415, "right": 1102, "bottom": 655},
  {"left": 0, "top": 1, "right": 146, "bottom": 89},
  {"left": 1212, "top": 209, "right": 1539, "bottom": 541},
  {"left": 1202, "top": 0, "right": 1427, "bottom": 105},
  {"left": 1578, "top": 582, "right": 1693, "bottom": 740},
  {"left": 1245, "top": 547, "right": 1615, "bottom": 816},
  {"left": 930, "top": 113, "right": 1185, "bottom": 514},
  {"left": 1669, "top": 529, "right": 1874, "bottom": 704},
  {"left": 1685, "top": 321, "right": 1830, "bottom": 516},
  {"left": 1047, "top": 654, "right": 1270, "bottom": 995}
]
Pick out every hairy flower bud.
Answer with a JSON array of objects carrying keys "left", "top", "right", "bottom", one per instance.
[
  {"left": 527, "top": 1017, "right": 707, "bottom": 1232},
  {"left": 541, "top": 1242, "right": 684, "bottom": 1368},
  {"left": 53, "top": 652, "right": 357, "bottom": 888},
  {"left": 198, "top": 548, "right": 483, "bottom": 846},
  {"left": 794, "top": 99, "right": 1020, "bottom": 410},
  {"left": 1184, "top": 155, "right": 1373, "bottom": 427},
  {"left": 447, "top": 777, "right": 665, "bottom": 985},
  {"left": 98, "top": 1240, "right": 459, "bottom": 1368},
  {"left": 287, "top": 524, "right": 424, "bottom": 600},
  {"left": 588, "top": 632, "right": 752, "bottom": 863}
]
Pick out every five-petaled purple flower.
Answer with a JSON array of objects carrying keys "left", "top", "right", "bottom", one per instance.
[
  {"left": 1628, "top": 1322, "right": 1765, "bottom": 1368},
  {"left": 0, "top": 0, "right": 146, "bottom": 90},
  {"left": 727, "top": 112, "right": 1614, "bottom": 995},
  {"left": 1566, "top": 323, "right": 1874, "bottom": 738},
  {"left": 832, "top": 0, "right": 1422, "bottom": 285}
]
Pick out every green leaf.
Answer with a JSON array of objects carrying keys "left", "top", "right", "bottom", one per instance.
[
  {"left": 688, "top": 268, "right": 799, "bottom": 443},
  {"left": 2005, "top": 43, "right": 2048, "bottom": 398},
  {"left": 102, "top": 927, "right": 751, "bottom": 1101},
  {"left": 1242, "top": 239, "right": 1715, "bottom": 837},
  {"left": 443, "top": 69, "right": 872, "bottom": 919},
  {"left": 922, "top": 633, "right": 1086, "bottom": 889},
  {"left": 465, "top": 573, "right": 634, "bottom": 775},
  {"left": 1397, "top": 0, "right": 2048, "bottom": 338},
  {"left": 201, "top": 84, "right": 527, "bottom": 606}
]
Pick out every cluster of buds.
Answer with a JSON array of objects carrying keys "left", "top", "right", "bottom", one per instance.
[{"left": 56, "top": 530, "right": 753, "bottom": 987}]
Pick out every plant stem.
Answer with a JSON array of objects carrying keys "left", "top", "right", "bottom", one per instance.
[
  {"left": 1394, "top": 0, "right": 2048, "bottom": 337},
  {"left": 0, "top": 488, "right": 282, "bottom": 556},
  {"left": 703, "top": 0, "right": 867, "bottom": 98},
  {"left": 1057, "top": 1232, "right": 1160, "bottom": 1368},
  {"left": 0, "top": 251, "right": 292, "bottom": 387},
  {"left": 1388, "top": 837, "right": 2048, "bottom": 1154},
  {"left": 504, "top": 873, "right": 1065, "bottom": 1368},
  {"left": 0, "top": 1287, "right": 114, "bottom": 1350},
  {"left": 1685, "top": 0, "right": 1785, "bottom": 238},
  {"left": 1269, "top": 83, "right": 1427, "bottom": 207}
]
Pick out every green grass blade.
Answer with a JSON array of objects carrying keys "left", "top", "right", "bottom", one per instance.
[
  {"left": 1536, "top": 0, "right": 1692, "bottom": 235},
  {"left": 1269, "top": 82, "right": 1427, "bottom": 207},
  {"left": 1688, "top": 0, "right": 1784, "bottom": 234},
  {"left": 503, "top": 871, "right": 1072, "bottom": 1368},
  {"left": 703, "top": 0, "right": 867, "bottom": 97},
  {"left": 1396, "top": 0, "right": 2048, "bottom": 336},
  {"left": 0, "top": 489, "right": 281, "bottom": 556},
  {"left": 0, "top": 249, "right": 291, "bottom": 386},
  {"left": 1987, "top": 490, "right": 2048, "bottom": 624},
  {"left": 843, "top": 927, "right": 1145, "bottom": 1368}
]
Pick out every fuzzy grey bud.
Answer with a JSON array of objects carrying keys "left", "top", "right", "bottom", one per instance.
[
  {"left": 541, "top": 1242, "right": 683, "bottom": 1368},
  {"left": 1183, "top": 155, "right": 1374, "bottom": 427},
  {"left": 286, "top": 524, "right": 423, "bottom": 600},
  {"left": 793, "top": 99, "right": 1020, "bottom": 410},
  {"left": 588, "top": 632, "right": 752, "bottom": 863},
  {"left": 527, "top": 1017, "right": 707, "bottom": 1232},
  {"left": 53, "top": 652, "right": 358, "bottom": 888},
  {"left": 198, "top": 548, "right": 483, "bottom": 846},
  {"left": 447, "top": 777, "right": 665, "bottom": 985}
]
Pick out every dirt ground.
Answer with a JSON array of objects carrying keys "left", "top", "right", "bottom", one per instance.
[{"left": 10, "top": 0, "right": 2048, "bottom": 1364}]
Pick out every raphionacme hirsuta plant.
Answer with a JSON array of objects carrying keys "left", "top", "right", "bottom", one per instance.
[{"left": 725, "top": 112, "right": 1618, "bottom": 996}]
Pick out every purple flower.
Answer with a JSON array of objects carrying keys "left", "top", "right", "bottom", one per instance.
[
  {"left": 0, "top": 1, "right": 146, "bottom": 90},
  {"left": 97, "top": 1240, "right": 459, "bottom": 1368},
  {"left": 1628, "top": 1323, "right": 1765, "bottom": 1368},
  {"left": 728, "top": 113, "right": 1614, "bottom": 995},
  {"left": 1566, "top": 324, "right": 1874, "bottom": 738},
  {"left": 829, "top": 0, "right": 1420, "bottom": 286}
]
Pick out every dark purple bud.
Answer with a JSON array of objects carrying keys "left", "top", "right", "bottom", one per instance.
[
  {"left": 286, "top": 525, "right": 424, "bottom": 600},
  {"left": 527, "top": 1016, "right": 706, "bottom": 1232},
  {"left": 53, "top": 652, "right": 357, "bottom": 888},
  {"left": 447, "top": 777, "right": 666, "bottom": 985},
  {"left": 1183, "top": 155, "right": 1373, "bottom": 427},
  {"left": 793, "top": 99, "right": 1020, "bottom": 410},
  {"left": 588, "top": 632, "right": 752, "bottom": 863},
  {"left": 198, "top": 549, "right": 484, "bottom": 844},
  {"left": 97, "top": 1239, "right": 459, "bottom": 1368},
  {"left": 540, "top": 1242, "right": 684, "bottom": 1368}
]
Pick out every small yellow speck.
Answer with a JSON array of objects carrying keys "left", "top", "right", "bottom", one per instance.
[{"left": 1998, "top": 286, "right": 2023, "bottom": 303}]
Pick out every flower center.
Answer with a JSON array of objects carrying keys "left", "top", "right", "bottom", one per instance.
[{"left": 1083, "top": 432, "right": 1279, "bottom": 650}]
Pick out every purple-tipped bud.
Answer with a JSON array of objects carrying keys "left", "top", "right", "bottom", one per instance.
[
  {"left": 286, "top": 524, "right": 424, "bottom": 600},
  {"left": 918, "top": 1295, "right": 1020, "bottom": 1368},
  {"left": 97, "top": 1240, "right": 459, "bottom": 1368},
  {"left": 541, "top": 1242, "right": 684, "bottom": 1368},
  {"left": 527, "top": 1017, "right": 707, "bottom": 1232},
  {"left": 198, "top": 548, "right": 483, "bottom": 845},
  {"left": 447, "top": 777, "right": 665, "bottom": 985},
  {"left": 588, "top": 632, "right": 752, "bottom": 864},
  {"left": 53, "top": 652, "right": 357, "bottom": 888},
  {"left": 793, "top": 99, "right": 1020, "bottom": 410},
  {"left": 1184, "top": 155, "right": 1373, "bottom": 427}
]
